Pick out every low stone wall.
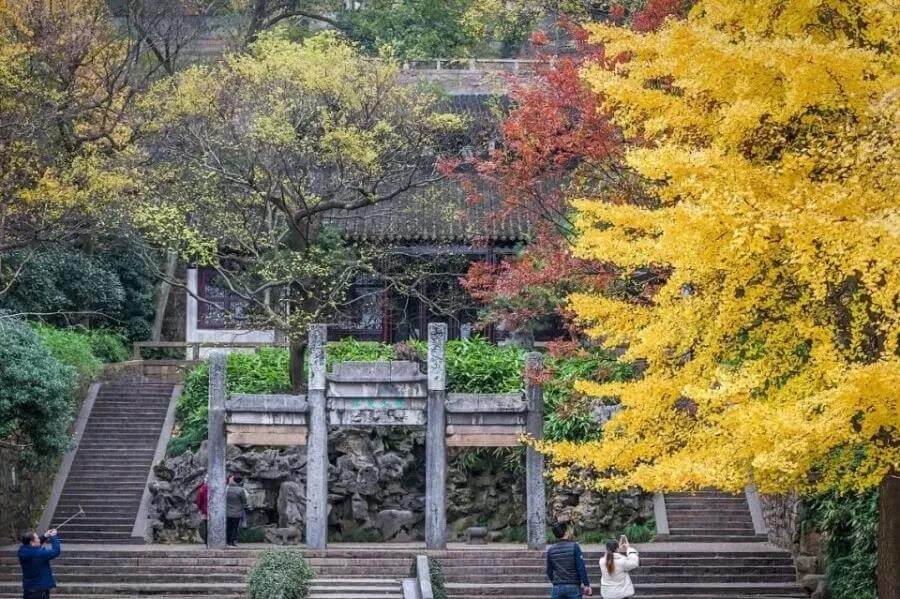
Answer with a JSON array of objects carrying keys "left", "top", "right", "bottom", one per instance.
[
  {"left": 760, "top": 493, "right": 828, "bottom": 597},
  {"left": 149, "top": 428, "right": 649, "bottom": 543},
  {"left": 0, "top": 447, "right": 56, "bottom": 542},
  {"left": 760, "top": 493, "right": 800, "bottom": 550}
]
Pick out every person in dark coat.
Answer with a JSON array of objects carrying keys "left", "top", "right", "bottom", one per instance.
[
  {"left": 18, "top": 529, "right": 60, "bottom": 599},
  {"left": 195, "top": 477, "right": 209, "bottom": 543},
  {"left": 225, "top": 475, "right": 248, "bottom": 547},
  {"left": 546, "top": 522, "right": 592, "bottom": 598}
]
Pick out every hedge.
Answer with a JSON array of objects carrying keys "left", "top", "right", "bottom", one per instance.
[{"left": 246, "top": 549, "right": 314, "bottom": 599}]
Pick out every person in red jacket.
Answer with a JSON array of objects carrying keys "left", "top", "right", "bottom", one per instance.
[{"left": 195, "top": 477, "right": 209, "bottom": 544}]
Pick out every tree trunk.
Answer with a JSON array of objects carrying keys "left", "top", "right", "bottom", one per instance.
[
  {"left": 289, "top": 339, "right": 308, "bottom": 393},
  {"left": 877, "top": 472, "right": 899, "bottom": 599},
  {"left": 151, "top": 250, "right": 178, "bottom": 341}
]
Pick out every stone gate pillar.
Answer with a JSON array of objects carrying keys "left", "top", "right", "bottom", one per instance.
[
  {"left": 425, "top": 323, "right": 447, "bottom": 549},
  {"left": 207, "top": 352, "right": 227, "bottom": 549},
  {"left": 305, "top": 324, "right": 328, "bottom": 550},
  {"left": 525, "top": 352, "right": 547, "bottom": 550}
]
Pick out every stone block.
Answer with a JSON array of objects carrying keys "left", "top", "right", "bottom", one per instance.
[
  {"left": 800, "top": 528, "right": 824, "bottom": 555},
  {"left": 265, "top": 527, "right": 301, "bottom": 545},
  {"left": 467, "top": 526, "right": 487, "bottom": 544},
  {"left": 377, "top": 509, "right": 417, "bottom": 540},
  {"left": 801, "top": 574, "right": 827, "bottom": 593},
  {"left": 811, "top": 579, "right": 830, "bottom": 599},
  {"left": 795, "top": 555, "right": 820, "bottom": 575}
]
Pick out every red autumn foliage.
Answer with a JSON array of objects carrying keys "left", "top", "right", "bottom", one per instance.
[
  {"left": 446, "top": 10, "right": 689, "bottom": 338},
  {"left": 440, "top": 26, "right": 623, "bottom": 336},
  {"left": 632, "top": 0, "right": 687, "bottom": 32},
  {"left": 461, "top": 229, "right": 615, "bottom": 333}
]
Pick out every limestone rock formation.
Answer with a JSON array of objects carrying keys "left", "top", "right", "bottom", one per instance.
[{"left": 148, "top": 428, "right": 650, "bottom": 542}]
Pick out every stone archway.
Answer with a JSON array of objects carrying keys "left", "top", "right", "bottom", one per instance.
[{"left": 207, "top": 323, "right": 546, "bottom": 551}]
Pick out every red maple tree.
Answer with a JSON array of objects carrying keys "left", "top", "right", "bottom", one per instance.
[{"left": 445, "top": 6, "right": 686, "bottom": 340}]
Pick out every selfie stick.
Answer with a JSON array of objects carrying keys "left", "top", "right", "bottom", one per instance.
[{"left": 51, "top": 506, "right": 85, "bottom": 530}]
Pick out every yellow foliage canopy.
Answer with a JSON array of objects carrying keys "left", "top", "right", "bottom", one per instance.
[{"left": 537, "top": 0, "right": 900, "bottom": 494}]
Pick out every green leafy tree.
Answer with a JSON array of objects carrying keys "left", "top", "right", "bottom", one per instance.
[
  {"left": 137, "top": 32, "right": 464, "bottom": 388},
  {"left": 0, "top": 318, "right": 76, "bottom": 464},
  {"left": 343, "top": 0, "right": 476, "bottom": 58}
]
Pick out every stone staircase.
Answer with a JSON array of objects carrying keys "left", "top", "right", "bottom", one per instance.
[
  {"left": 441, "top": 547, "right": 803, "bottom": 597},
  {"left": 441, "top": 489, "right": 801, "bottom": 598},
  {"left": 0, "top": 544, "right": 803, "bottom": 598},
  {"left": 664, "top": 490, "right": 768, "bottom": 542},
  {"left": 0, "top": 548, "right": 406, "bottom": 598},
  {"left": 48, "top": 381, "right": 174, "bottom": 544}
]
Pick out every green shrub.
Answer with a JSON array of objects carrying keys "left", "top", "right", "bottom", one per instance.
[
  {"left": 1, "top": 248, "right": 125, "bottom": 325},
  {"left": 239, "top": 527, "right": 267, "bottom": 543},
  {"left": 0, "top": 318, "right": 76, "bottom": 465},
  {"left": 340, "top": 527, "right": 383, "bottom": 542},
  {"left": 326, "top": 338, "right": 394, "bottom": 366},
  {"left": 623, "top": 518, "right": 656, "bottom": 543},
  {"left": 99, "top": 236, "right": 157, "bottom": 341},
  {"left": 445, "top": 338, "right": 524, "bottom": 393},
  {"left": 247, "top": 549, "right": 314, "bottom": 599},
  {"left": 86, "top": 329, "right": 129, "bottom": 363},
  {"left": 577, "top": 518, "right": 656, "bottom": 545},
  {"left": 805, "top": 489, "right": 877, "bottom": 599},
  {"left": 544, "top": 349, "right": 635, "bottom": 442},
  {"left": 169, "top": 349, "right": 292, "bottom": 455},
  {"left": 34, "top": 325, "right": 104, "bottom": 385}
]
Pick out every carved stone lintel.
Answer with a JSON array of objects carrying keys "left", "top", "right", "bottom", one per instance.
[{"left": 308, "top": 324, "right": 327, "bottom": 392}]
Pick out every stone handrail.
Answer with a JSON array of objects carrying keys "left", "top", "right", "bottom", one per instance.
[
  {"left": 402, "top": 58, "right": 548, "bottom": 73},
  {"left": 416, "top": 555, "right": 434, "bottom": 599},
  {"left": 132, "top": 340, "right": 289, "bottom": 361}
]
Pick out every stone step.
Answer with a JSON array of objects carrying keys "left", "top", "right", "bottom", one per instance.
[
  {"left": 669, "top": 527, "right": 759, "bottom": 535},
  {"left": 669, "top": 516, "right": 753, "bottom": 528},
  {"left": 59, "top": 480, "right": 150, "bottom": 488},
  {"left": 0, "top": 582, "right": 242, "bottom": 595},
  {"left": 666, "top": 499, "right": 748, "bottom": 507},
  {"left": 664, "top": 535, "right": 769, "bottom": 542},
  {"left": 443, "top": 573, "right": 799, "bottom": 584},
  {"left": 444, "top": 582, "right": 805, "bottom": 596},
  {"left": 54, "top": 501, "right": 141, "bottom": 509}
]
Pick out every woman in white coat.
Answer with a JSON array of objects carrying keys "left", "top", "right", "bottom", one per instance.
[{"left": 599, "top": 538, "right": 639, "bottom": 599}]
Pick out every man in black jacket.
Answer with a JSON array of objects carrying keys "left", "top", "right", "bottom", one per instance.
[{"left": 546, "top": 522, "right": 592, "bottom": 598}]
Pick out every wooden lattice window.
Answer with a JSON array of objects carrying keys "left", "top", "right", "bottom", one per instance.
[{"left": 197, "top": 268, "right": 252, "bottom": 330}]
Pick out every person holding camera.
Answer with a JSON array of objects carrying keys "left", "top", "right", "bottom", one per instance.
[
  {"left": 599, "top": 536, "right": 639, "bottom": 599},
  {"left": 18, "top": 529, "right": 61, "bottom": 599}
]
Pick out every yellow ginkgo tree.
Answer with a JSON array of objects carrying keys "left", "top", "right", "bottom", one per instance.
[{"left": 536, "top": 0, "right": 899, "bottom": 495}]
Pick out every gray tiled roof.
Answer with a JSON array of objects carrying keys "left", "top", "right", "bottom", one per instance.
[
  {"left": 323, "top": 178, "right": 531, "bottom": 243},
  {"left": 324, "top": 94, "right": 528, "bottom": 244}
]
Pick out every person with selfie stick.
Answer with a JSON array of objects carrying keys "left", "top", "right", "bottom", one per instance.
[
  {"left": 599, "top": 535, "right": 640, "bottom": 599},
  {"left": 18, "top": 506, "right": 84, "bottom": 599},
  {"left": 18, "top": 528, "right": 61, "bottom": 599}
]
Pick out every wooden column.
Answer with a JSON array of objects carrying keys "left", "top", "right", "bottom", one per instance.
[
  {"left": 305, "top": 324, "right": 328, "bottom": 550},
  {"left": 425, "top": 323, "right": 447, "bottom": 549},
  {"left": 525, "top": 352, "right": 546, "bottom": 550},
  {"left": 206, "top": 352, "right": 227, "bottom": 549},
  {"left": 878, "top": 472, "right": 899, "bottom": 598}
]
